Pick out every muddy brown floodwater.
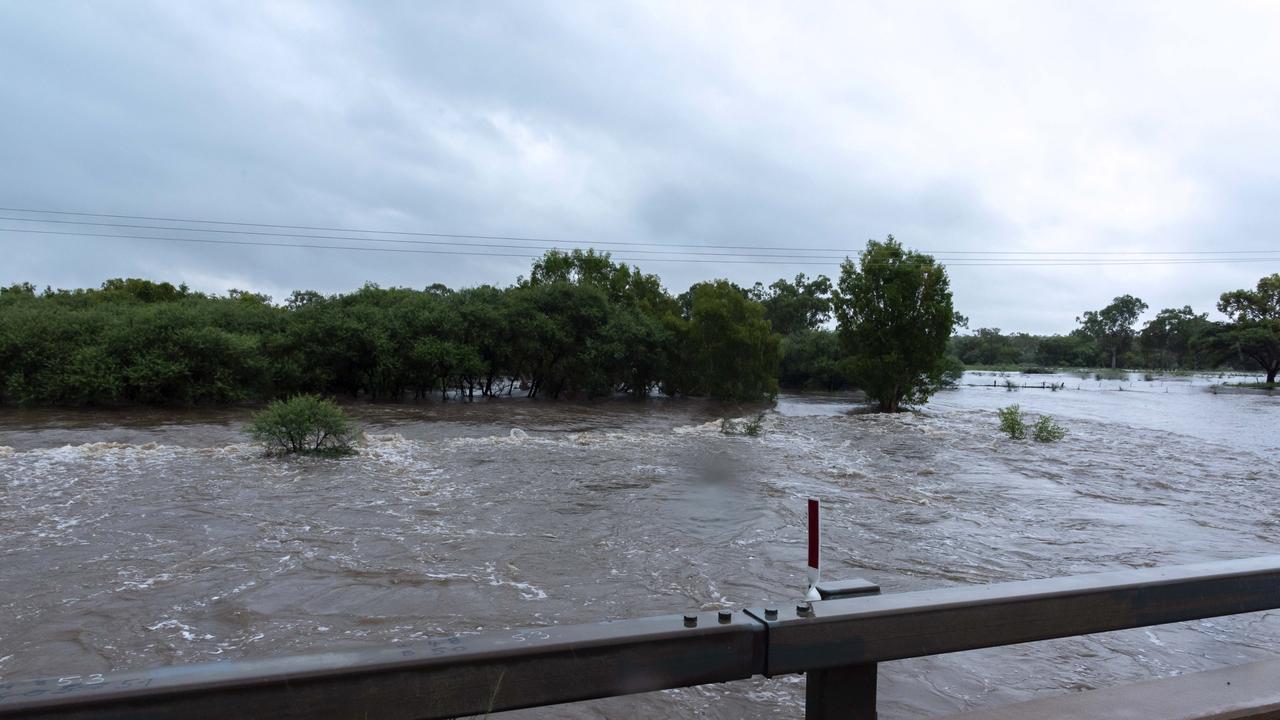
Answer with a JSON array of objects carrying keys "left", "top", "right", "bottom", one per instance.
[{"left": 1, "top": 371, "right": 1278, "bottom": 717}]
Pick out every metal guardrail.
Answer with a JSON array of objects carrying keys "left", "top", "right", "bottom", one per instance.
[{"left": 3, "top": 556, "right": 1280, "bottom": 719}]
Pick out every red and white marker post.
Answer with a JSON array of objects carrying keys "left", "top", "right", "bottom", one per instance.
[{"left": 806, "top": 498, "right": 821, "bottom": 602}]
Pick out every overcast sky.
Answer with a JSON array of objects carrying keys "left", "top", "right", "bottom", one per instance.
[{"left": 2, "top": 1, "right": 1278, "bottom": 333}]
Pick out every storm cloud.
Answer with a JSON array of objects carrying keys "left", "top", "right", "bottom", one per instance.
[{"left": 2, "top": 1, "right": 1278, "bottom": 332}]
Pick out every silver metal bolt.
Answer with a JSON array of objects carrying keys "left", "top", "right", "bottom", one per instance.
[
  {"left": 718, "top": 609, "right": 732, "bottom": 623},
  {"left": 683, "top": 614, "right": 698, "bottom": 627},
  {"left": 796, "top": 604, "right": 810, "bottom": 616}
]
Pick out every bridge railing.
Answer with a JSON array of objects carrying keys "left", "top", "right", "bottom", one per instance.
[{"left": 3, "top": 555, "right": 1280, "bottom": 719}]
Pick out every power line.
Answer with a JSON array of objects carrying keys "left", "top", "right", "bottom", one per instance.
[
  {"left": 5, "top": 226, "right": 1280, "bottom": 267},
  {"left": 3, "top": 206, "right": 1277, "bottom": 256},
  {"left": 0, "top": 206, "right": 854, "bottom": 253},
  {"left": 0, "top": 216, "right": 843, "bottom": 260},
  {"left": 2, "top": 227, "right": 543, "bottom": 260}
]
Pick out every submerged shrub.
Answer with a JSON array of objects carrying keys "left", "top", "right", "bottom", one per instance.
[
  {"left": 721, "top": 412, "right": 767, "bottom": 437},
  {"left": 1032, "top": 415, "right": 1067, "bottom": 442},
  {"left": 1004, "top": 379, "right": 1019, "bottom": 391},
  {"left": 249, "top": 394, "right": 357, "bottom": 456},
  {"left": 997, "top": 405, "right": 1025, "bottom": 439}
]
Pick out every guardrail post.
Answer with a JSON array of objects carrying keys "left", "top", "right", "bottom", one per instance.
[{"left": 806, "top": 662, "right": 877, "bottom": 719}]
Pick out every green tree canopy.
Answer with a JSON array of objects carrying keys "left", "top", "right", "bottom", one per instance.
[
  {"left": 1077, "top": 294, "right": 1148, "bottom": 368},
  {"left": 1217, "top": 274, "right": 1280, "bottom": 383},
  {"left": 751, "top": 273, "right": 833, "bottom": 336},
  {"left": 680, "top": 280, "right": 780, "bottom": 402},
  {"left": 1139, "top": 306, "right": 1212, "bottom": 370},
  {"left": 834, "top": 236, "right": 960, "bottom": 412}
]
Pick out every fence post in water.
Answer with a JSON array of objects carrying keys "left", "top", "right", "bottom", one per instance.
[{"left": 806, "top": 662, "right": 877, "bottom": 719}]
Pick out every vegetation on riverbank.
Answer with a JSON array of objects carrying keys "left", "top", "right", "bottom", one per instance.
[
  {"left": 0, "top": 238, "right": 962, "bottom": 411},
  {"left": 5, "top": 249, "right": 1270, "bottom": 410},
  {"left": 1223, "top": 382, "right": 1278, "bottom": 391},
  {"left": 0, "top": 252, "right": 786, "bottom": 405},
  {"left": 951, "top": 273, "right": 1280, "bottom": 382}
]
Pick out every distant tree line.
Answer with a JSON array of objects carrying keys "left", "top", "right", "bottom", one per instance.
[{"left": 949, "top": 274, "right": 1280, "bottom": 383}]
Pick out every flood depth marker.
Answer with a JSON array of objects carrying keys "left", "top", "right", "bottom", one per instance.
[{"left": 806, "top": 498, "right": 821, "bottom": 602}]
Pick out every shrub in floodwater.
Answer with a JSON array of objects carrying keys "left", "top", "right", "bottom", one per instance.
[
  {"left": 721, "top": 412, "right": 766, "bottom": 437},
  {"left": 248, "top": 394, "right": 357, "bottom": 456},
  {"left": 997, "top": 405, "right": 1026, "bottom": 439},
  {"left": 1032, "top": 415, "right": 1067, "bottom": 442},
  {"left": 1004, "top": 379, "right": 1019, "bottom": 392}
]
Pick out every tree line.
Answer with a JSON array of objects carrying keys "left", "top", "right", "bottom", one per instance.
[
  {"left": 0, "top": 251, "right": 785, "bottom": 405},
  {"left": 950, "top": 274, "right": 1280, "bottom": 383},
  {"left": 9, "top": 241, "right": 1267, "bottom": 409},
  {"left": 0, "top": 239, "right": 963, "bottom": 410}
]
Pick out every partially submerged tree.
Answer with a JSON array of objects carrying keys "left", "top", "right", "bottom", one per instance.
[
  {"left": 1217, "top": 273, "right": 1280, "bottom": 384},
  {"left": 834, "top": 236, "right": 960, "bottom": 412},
  {"left": 750, "top": 274, "right": 842, "bottom": 391},
  {"left": 679, "top": 280, "right": 781, "bottom": 402}
]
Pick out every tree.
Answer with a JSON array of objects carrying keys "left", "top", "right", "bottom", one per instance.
[
  {"left": 681, "top": 280, "right": 780, "bottom": 402},
  {"left": 777, "top": 329, "right": 846, "bottom": 390},
  {"left": 507, "top": 282, "right": 612, "bottom": 399},
  {"left": 1139, "top": 306, "right": 1211, "bottom": 370},
  {"left": 1035, "top": 332, "right": 1097, "bottom": 368},
  {"left": 952, "top": 328, "right": 1022, "bottom": 366},
  {"left": 1077, "top": 294, "right": 1148, "bottom": 368},
  {"left": 833, "top": 236, "right": 960, "bottom": 412},
  {"left": 1217, "top": 274, "right": 1280, "bottom": 383},
  {"left": 752, "top": 274, "right": 833, "bottom": 336}
]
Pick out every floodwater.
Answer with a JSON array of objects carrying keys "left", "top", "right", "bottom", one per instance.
[{"left": 1, "top": 372, "right": 1278, "bottom": 718}]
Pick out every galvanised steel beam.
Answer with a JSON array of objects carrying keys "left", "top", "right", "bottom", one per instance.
[{"left": 0, "top": 610, "right": 764, "bottom": 720}]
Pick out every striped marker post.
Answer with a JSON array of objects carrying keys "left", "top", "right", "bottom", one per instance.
[{"left": 806, "top": 498, "right": 821, "bottom": 602}]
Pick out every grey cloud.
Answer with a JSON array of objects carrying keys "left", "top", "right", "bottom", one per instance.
[{"left": 1, "top": 1, "right": 1277, "bottom": 333}]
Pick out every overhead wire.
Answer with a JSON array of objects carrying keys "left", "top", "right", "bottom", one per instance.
[
  {"left": 4, "top": 225, "right": 1280, "bottom": 267},
  {"left": 0, "top": 217, "right": 846, "bottom": 260},
  {"left": 3, "top": 206, "right": 1279, "bottom": 257}
]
